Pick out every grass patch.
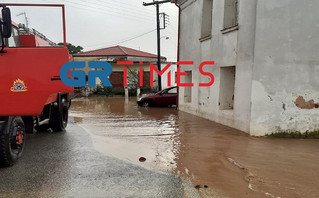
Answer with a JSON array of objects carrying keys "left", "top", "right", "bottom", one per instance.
[{"left": 266, "top": 130, "right": 319, "bottom": 139}]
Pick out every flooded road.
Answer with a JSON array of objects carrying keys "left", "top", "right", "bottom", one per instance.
[
  {"left": 0, "top": 118, "right": 183, "bottom": 198},
  {"left": 71, "top": 97, "right": 180, "bottom": 172},
  {"left": 70, "top": 96, "right": 319, "bottom": 198}
]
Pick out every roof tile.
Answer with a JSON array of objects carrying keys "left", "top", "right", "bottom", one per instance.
[{"left": 73, "top": 45, "right": 166, "bottom": 60}]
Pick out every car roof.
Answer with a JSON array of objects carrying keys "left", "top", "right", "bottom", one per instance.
[{"left": 165, "top": 86, "right": 177, "bottom": 90}]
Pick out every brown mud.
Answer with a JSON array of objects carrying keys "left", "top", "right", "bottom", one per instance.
[{"left": 70, "top": 96, "right": 319, "bottom": 198}]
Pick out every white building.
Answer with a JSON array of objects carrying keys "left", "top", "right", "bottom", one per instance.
[
  {"left": 175, "top": 0, "right": 319, "bottom": 136},
  {"left": 161, "top": 62, "right": 177, "bottom": 89}
]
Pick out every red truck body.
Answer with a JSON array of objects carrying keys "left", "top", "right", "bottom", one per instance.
[
  {"left": 19, "top": 35, "right": 52, "bottom": 47},
  {"left": 0, "top": 4, "right": 73, "bottom": 167},
  {"left": 0, "top": 3, "right": 72, "bottom": 116},
  {"left": 0, "top": 47, "right": 72, "bottom": 116}
]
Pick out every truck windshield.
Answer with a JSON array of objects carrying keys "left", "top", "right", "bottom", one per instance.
[{"left": 5, "top": 5, "right": 64, "bottom": 48}]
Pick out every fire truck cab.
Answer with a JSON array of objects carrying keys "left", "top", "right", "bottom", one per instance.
[{"left": 0, "top": 4, "right": 73, "bottom": 167}]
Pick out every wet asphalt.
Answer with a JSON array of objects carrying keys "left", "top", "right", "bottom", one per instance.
[{"left": 0, "top": 119, "right": 184, "bottom": 198}]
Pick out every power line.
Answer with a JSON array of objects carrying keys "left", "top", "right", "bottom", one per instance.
[
  {"left": 94, "top": 0, "right": 155, "bottom": 15},
  {"left": 108, "top": 0, "right": 156, "bottom": 13},
  {"left": 65, "top": 0, "right": 179, "bottom": 34},
  {"left": 63, "top": 0, "right": 155, "bottom": 25},
  {"left": 109, "top": 29, "right": 156, "bottom": 46},
  {"left": 78, "top": 0, "right": 154, "bottom": 19},
  {"left": 84, "top": 28, "right": 156, "bottom": 48},
  {"left": 66, "top": 0, "right": 151, "bottom": 23},
  {"left": 74, "top": 0, "right": 178, "bottom": 33}
]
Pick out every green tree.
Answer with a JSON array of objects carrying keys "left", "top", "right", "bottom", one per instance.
[
  {"left": 127, "top": 67, "right": 139, "bottom": 90},
  {"left": 58, "top": 42, "right": 83, "bottom": 54}
]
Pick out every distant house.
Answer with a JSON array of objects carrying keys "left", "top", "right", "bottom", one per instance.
[
  {"left": 73, "top": 46, "right": 175, "bottom": 94},
  {"left": 175, "top": 0, "right": 319, "bottom": 136}
]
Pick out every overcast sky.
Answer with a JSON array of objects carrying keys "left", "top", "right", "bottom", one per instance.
[{"left": 1, "top": 0, "right": 178, "bottom": 61}]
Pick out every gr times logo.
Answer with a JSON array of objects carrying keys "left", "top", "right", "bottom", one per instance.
[{"left": 60, "top": 61, "right": 215, "bottom": 87}]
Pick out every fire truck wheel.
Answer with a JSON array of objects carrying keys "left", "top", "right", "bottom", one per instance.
[
  {"left": 50, "top": 99, "right": 69, "bottom": 132},
  {"left": 0, "top": 116, "right": 25, "bottom": 167}
]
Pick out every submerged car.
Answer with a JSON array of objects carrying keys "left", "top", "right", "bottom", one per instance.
[{"left": 137, "top": 86, "right": 177, "bottom": 107}]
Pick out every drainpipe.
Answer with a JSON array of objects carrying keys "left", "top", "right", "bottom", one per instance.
[{"left": 174, "top": 0, "right": 181, "bottom": 110}]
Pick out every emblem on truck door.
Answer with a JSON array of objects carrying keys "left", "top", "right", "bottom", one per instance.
[{"left": 10, "top": 79, "right": 28, "bottom": 92}]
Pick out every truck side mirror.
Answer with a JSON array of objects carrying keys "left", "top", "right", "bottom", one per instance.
[{"left": 1, "top": 7, "right": 12, "bottom": 38}]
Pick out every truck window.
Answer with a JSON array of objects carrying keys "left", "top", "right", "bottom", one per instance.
[{"left": 5, "top": 6, "right": 64, "bottom": 48}]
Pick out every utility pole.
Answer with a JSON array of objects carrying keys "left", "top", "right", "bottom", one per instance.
[{"left": 143, "top": 0, "right": 171, "bottom": 91}]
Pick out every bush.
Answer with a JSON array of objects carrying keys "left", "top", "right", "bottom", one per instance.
[
  {"left": 266, "top": 130, "right": 319, "bottom": 139},
  {"left": 93, "top": 85, "right": 114, "bottom": 96}
]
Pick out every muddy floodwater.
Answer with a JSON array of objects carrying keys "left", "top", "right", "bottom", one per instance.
[{"left": 70, "top": 96, "right": 319, "bottom": 198}]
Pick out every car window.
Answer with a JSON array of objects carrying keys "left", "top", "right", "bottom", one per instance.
[{"left": 166, "top": 88, "right": 177, "bottom": 94}]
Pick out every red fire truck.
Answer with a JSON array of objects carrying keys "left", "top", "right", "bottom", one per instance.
[{"left": 0, "top": 4, "right": 73, "bottom": 167}]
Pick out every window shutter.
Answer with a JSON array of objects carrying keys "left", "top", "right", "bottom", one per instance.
[
  {"left": 201, "top": 0, "right": 213, "bottom": 38},
  {"left": 224, "top": 0, "right": 238, "bottom": 29}
]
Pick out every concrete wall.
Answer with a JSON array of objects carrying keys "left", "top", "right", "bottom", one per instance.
[
  {"left": 178, "top": 0, "right": 319, "bottom": 135},
  {"left": 250, "top": 0, "right": 319, "bottom": 135},
  {"left": 178, "top": 0, "right": 256, "bottom": 133}
]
